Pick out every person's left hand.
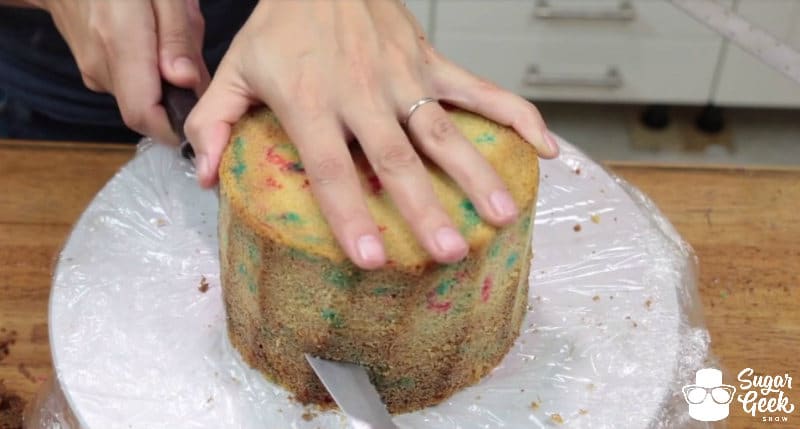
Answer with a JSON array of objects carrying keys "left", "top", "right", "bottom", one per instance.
[{"left": 186, "top": 0, "right": 559, "bottom": 270}]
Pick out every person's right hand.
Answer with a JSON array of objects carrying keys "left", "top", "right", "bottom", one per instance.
[{"left": 43, "top": 0, "right": 209, "bottom": 143}]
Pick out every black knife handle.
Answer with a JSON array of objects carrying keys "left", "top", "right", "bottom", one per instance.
[{"left": 161, "top": 82, "right": 198, "bottom": 160}]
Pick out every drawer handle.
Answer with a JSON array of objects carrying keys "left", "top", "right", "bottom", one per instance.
[
  {"left": 534, "top": 0, "right": 636, "bottom": 21},
  {"left": 524, "top": 66, "right": 623, "bottom": 89}
]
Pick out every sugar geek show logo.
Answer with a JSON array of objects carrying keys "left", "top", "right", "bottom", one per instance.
[{"left": 683, "top": 368, "right": 795, "bottom": 423}]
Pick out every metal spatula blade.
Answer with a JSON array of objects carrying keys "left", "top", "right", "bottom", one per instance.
[{"left": 305, "top": 354, "right": 398, "bottom": 429}]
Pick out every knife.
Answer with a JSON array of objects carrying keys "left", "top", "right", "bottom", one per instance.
[
  {"left": 161, "top": 82, "right": 198, "bottom": 160},
  {"left": 162, "top": 82, "right": 398, "bottom": 428},
  {"left": 305, "top": 354, "right": 399, "bottom": 429}
]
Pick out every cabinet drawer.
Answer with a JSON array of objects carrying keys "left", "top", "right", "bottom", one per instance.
[
  {"left": 436, "top": 35, "right": 722, "bottom": 103},
  {"left": 713, "top": 0, "right": 800, "bottom": 107},
  {"left": 435, "top": 0, "right": 722, "bottom": 39}
]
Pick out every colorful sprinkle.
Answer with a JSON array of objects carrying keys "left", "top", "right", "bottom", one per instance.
[
  {"left": 266, "top": 145, "right": 305, "bottom": 173},
  {"left": 488, "top": 241, "right": 501, "bottom": 258},
  {"left": 426, "top": 291, "right": 452, "bottom": 313},
  {"left": 377, "top": 225, "right": 388, "bottom": 233},
  {"left": 459, "top": 199, "right": 481, "bottom": 232},
  {"left": 288, "top": 248, "right": 321, "bottom": 262},
  {"left": 481, "top": 276, "right": 493, "bottom": 302},
  {"left": 231, "top": 136, "right": 247, "bottom": 180},
  {"left": 321, "top": 308, "right": 345, "bottom": 328},
  {"left": 474, "top": 132, "right": 496, "bottom": 144},
  {"left": 265, "top": 176, "right": 283, "bottom": 189},
  {"left": 505, "top": 252, "right": 519, "bottom": 268},
  {"left": 435, "top": 278, "right": 457, "bottom": 296},
  {"left": 324, "top": 266, "right": 361, "bottom": 289},
  {"left": 373, "top": 286, "right": 390, "bottom": 296}
]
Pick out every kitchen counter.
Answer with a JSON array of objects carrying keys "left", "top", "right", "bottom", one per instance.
[{"left": 1, "top": 139, "right": 797, "bottom": 428}]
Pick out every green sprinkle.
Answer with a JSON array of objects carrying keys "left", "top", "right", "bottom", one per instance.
[
  {"left": 474, "top": 132, "right": 496, "bottom": 144},
  {"left": 506, "top": 252, "right": 519, "bottom": 268},
  {"left": 231, "top": 136, "right": 247, "bottom": 180},
  {"left": 237, "top": 263, "right": 247, "bottom": 276},
  {"left": 373, "top": 287, "right": 390, "bottom": 296},
  {"left": 459, "top": 199, "right": 481, "bottom": 232},
  {"left": 324, "top": 266, "right": 361, "bottom": 289},
  {"left": 247, "top": 243, "right": 260, "bottom": 261},
  {"left": 283, "top": 212, "right": 302, "bottom": 223},
  {"left": 288, "top": 248, "right": 321, "bottom": 262},
  {"left": 301, "top": 235, "right": 325, "bottom": 244},
  {"left": 321, "top": 308, "right": 345, "bottom": 328},
  {"left": 436, "top": 278, "right": 457, "bottom": 296},
  {"left": 397, "top": 377, "right": 415, "bottom": 388},
  {"left": 519, "top": 213, "right": 532, "bottom": 234},
  {"left": 488, "top": 241, "right": 501, "bottom": 258},
  {"left": 247, "top": 279, "right": 257, "bottom": 294}
]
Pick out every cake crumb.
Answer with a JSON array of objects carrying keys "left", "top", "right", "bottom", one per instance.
[
  {"left": 475, "top": 395, "right": 481, "bottom": 400},
  {"left": 550, "top": 413, "right": 564, "bottom": 424},
  {"left": 301, "top": 410, "right": 317, "bottom": 421},
  {"left": 574, "top": 167, "right": 581, "bottom": 175},
  {"left": 530, "top": 400, "right": 540, "bottom": 410},
  {"left": 199, "top": 276, "right": 210, "bottom": 293},
  {"left": 587, "top": 383, "right": 596, "bottom": 391},
  {"left": 645, "top": 298, "right": 653, "bottom": 309},
  {"left": 592, "top": 295, "right": 600, "bottom": 302},
  {"left": 573, "top": 224, "right": 582, "bottom": 232},
  {"left": 156, "top": 218, "right": 167, "bottom": 227},
  {"left": 579, "top": 409, "right": 589, "bottom": 415},
  {"left": 591, "top": 214, "right": 601, "bottom": 224}
]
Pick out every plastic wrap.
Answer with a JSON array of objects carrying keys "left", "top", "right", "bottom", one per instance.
[{"left": 28, "top": 137, "right": 718, "bottom": 428}]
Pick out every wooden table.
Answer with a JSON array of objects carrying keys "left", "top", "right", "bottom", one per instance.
[{"left": 1, "top": 139, "right": 798, "bottom": 428}]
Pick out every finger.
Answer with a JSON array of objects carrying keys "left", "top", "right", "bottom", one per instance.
[
  {"left": 106, "top": 2, "right": 176, "bottom": 144},
  {"left": 403, "top": 98, "right": 519, "bottom": 226},
  {"left": 152, "top": 0, "right": 210, "bottom": 93},
  {"left": 430, "top": 57, "right": 559, "bottom": 159},
  {"left": 344, "top": 109, "right": 469, "bottom": 263},
  {"left": 280, "top": 111, "right": 387, "bottom": 269},
  {"left": 184, "top": 69, "right": 252, "bottom": 187}
]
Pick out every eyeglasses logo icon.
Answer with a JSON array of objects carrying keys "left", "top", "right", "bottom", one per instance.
[{"left": 683, "top": 368, "right": 736, "bottom": 421}]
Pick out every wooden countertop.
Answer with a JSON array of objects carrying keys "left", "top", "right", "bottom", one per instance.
[{"left": 1, "top": 139, "right": 798, "bottom": 428}]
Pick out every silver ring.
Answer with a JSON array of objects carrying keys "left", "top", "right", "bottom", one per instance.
[{"left": 403, "top": 97, "right": 437, "bottom": 126}]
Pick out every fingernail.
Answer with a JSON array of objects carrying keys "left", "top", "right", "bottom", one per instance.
[
  {"left": 173, "top": 56, "right": 196, "bottom": 78},
  {"left": 196, "top": 153, "right": 209, "bottom": 182},
  {"left": 356, "top": 234, "right": 385, "bottom": 265},
  {"left": 434, "top": 226, "right": 468, "bottom": 257},
  {"left": 543, "top": 130, "right": 560, "bottom": 155},
  {"left": 490, "top": 190, "right": 518, "bottom": 220}
]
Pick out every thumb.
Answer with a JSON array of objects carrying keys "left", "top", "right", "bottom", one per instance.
[
  {"left": 152, "top": 0, "right": 209, "bottom": 92},
  {"left": 184, "top": 70, "right": 252, "bottom": 188}
]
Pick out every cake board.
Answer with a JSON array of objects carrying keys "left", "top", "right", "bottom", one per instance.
[{"left": 46, "top": 137, "right": 710, "bottom": 428}]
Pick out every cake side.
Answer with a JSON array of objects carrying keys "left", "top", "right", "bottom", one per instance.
[{"left": 220, "top": 192, "right": 536, "bottom": 413}]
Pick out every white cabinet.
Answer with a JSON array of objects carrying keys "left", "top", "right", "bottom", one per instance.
[
  {"left": 713, "top": 0, "right": 800, "bottom": 107},
  {"left": 432, "top": 0, "right": 725, "bottom": 104}
]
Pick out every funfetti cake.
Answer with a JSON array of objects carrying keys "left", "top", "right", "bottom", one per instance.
[{"left": 218, "top": 107, "right": 539, "bottom": 413}]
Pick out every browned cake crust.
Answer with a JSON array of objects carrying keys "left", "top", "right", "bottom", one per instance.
[{"left": 219, "top": 107, "right": 538, "bottom": 413}]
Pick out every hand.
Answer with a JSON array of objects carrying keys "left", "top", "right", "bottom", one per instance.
[
  {"left": 186, "top": 0, "right": 559, "bottom": 269},
  {"left": 43, "top": 0, "right": 209, "bottom": 143}
]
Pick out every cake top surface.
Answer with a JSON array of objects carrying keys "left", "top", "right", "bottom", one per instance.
[{"left": 220, "top": 107, "right": 539, "bottom": 271}]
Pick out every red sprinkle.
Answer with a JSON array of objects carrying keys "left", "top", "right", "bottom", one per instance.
[
  {"left": 481, "top": 276, "right": 493, "bottom": 302},
  {"left": 378, "top": 225, "right": 388, "bottom": 233},
  {"left": 427, "top": 290, "right": 452, "bottom": 313},
  {"left": 265, "top": 176, "right": 283, "bottom": 189},
  {"left": 301, "top": 179, "right": 311, "bottom": 189}
]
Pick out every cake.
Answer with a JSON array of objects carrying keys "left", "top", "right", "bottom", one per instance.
[{"left": 218, "top": 107, "right": 539, "bottom": 413}]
